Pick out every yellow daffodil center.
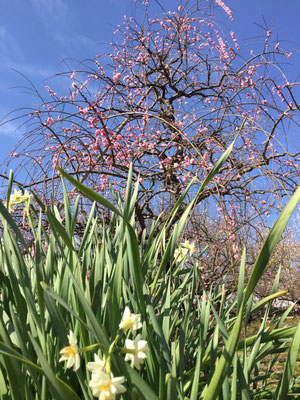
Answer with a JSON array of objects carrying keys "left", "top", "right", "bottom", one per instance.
[
  {"left": 121, "top": 318, "right": 133, "bottom": 331},
  {"left": 100, "top": 381, "right": 111, "bottom": 391},
  {"left": 66, "top": 346, "right": 76, "bottom": 356}
]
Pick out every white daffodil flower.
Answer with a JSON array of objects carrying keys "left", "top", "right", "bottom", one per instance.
[
  {"left": 119, "top": 306, "right": 142, "bottom": 334},
  {"left": 89, "top": 371, "right": 126, "bottom": 400},
  {"left": 182, "top": 240, "right": 196, "bottom": 255},
  {"left": 87, "top": 353, "right": 106, "bottom": 375},
  {"left": 174, "top": 246, "right": 189, "bottom": 262},
  {"left": 174, "top": 240, "right": 196, "bottom": 262},
  {"left": 124, "top": 334, "right": 148, "bottom": 370},
  {"left": 59, "top": 330, "right": 80, "bottom": 371},
  {"left": 7, "top": 189, "right": 32, "bottom": 213}
]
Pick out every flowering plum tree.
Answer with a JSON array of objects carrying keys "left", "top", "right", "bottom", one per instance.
[{"left": 3, "top": 0, "right": 299, "bottom": 235}]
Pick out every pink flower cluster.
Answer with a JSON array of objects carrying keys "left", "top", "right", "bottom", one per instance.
[{"left": 215, "top": 0, "right": 233, "bottom": 21}]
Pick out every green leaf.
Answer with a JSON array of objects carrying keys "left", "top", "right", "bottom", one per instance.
[
  {"left": 275, "top": 319, "right": 300, "bottom": 399},
  {"left": 29, "top": 335, "right": 81, "bottom": 400},
  {"left": 244, "top": 186, "right": 300, "bottom": 303},
  {"left": 57, "top": 168, "right": 123, "bottom": 219},
  {"left": 123, "top": 361, "right": 159, "bottom": 400},
  {"left": 190, "top": 347, "right": 202, "bottom": 400},
  {"left": 0, "top": 341, "right": 80, "bottom": 400},
  {"left": 202, "top": 186, "right": 299, "bottom": 400},
  {"left": 250, "top": 290, "right": 289, "bottom": 315},
  {"left": 0, "top": 199, "right": 28, "bottom": 250}
]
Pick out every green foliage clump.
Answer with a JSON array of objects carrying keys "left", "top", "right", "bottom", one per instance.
[{"left": 0, "top": 156, "right": 299, "bottom": 399}]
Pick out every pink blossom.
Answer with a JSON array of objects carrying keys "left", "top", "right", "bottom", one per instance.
[
  {"left": 215, "top": 0, "right": 233, "bottom": 21},
  {"left": 80, "top": 107, "right": 89, "bottom": 115},
  {"left": 230, "top": 31, "right": 239, "bottom": 51},
  {"left": 31, "top": 246, "right": 36, "bottom": 258},
  {"left": 46, "top": 117, "right": 54, "bottom": 126},
  {"left": 113, "top": 73, "right": 122, "bottom": 83}
]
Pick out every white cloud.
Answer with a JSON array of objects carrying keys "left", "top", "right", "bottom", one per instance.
[
  {"left": 8, "top": 61, "right": 56, "bottom": 79},
  {"left": 0, "top": 119, "right": 25, "bottom": 138},
  {"left": 0, "top": 24, "right": 22, "bottom": 59},
  {"left": 0, "top": 57, "right": 59, "bottom": 89},
  {"left": 30, "top": 0, "right": 68, "bottom": 24},
  {"left": 55, "top": 31, "right": 97, "bottom": 49}
]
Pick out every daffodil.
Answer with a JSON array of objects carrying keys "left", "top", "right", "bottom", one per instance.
[
  {"left": 182, "top": 240, "right": 196, "bottom": 255},
  {"left": 174, "top": 246, "right": 189, "bottom": 262},
  {"left": 87, "top": 354, "right": 106, "bottom": 375},
  {"left": 7, "top": 189, "right": 32, "bottom": 213},
  {"left": 119, "top": 306, "right": 142, "bottom": 334},
  {"left": 59, "top": 330, "right": 80, "bottom": 371},
  {"left": 174, "top": 240, "right": 196, "bottom": 262},
  {"left": 89, "top": 371, "right": 126, "bottom": 400},
  {"left": 124, "top": 334, "right": 148, "bottom": 370}
]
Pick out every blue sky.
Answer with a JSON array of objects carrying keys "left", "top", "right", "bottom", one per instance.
[{"left": 0, "top": 0, "right": 299, "bottom": 164}]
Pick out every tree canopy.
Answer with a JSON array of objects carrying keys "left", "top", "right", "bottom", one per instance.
[{"left": 2, "top": 0, "right": 299, "bottom": 262}]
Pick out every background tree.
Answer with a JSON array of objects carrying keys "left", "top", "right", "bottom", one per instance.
[
  {"left": 187, "top": 209, "right": 300, "bottom": 305},
  {"left": 248, "top": 222, "right": 300, "bottom": 305}
]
